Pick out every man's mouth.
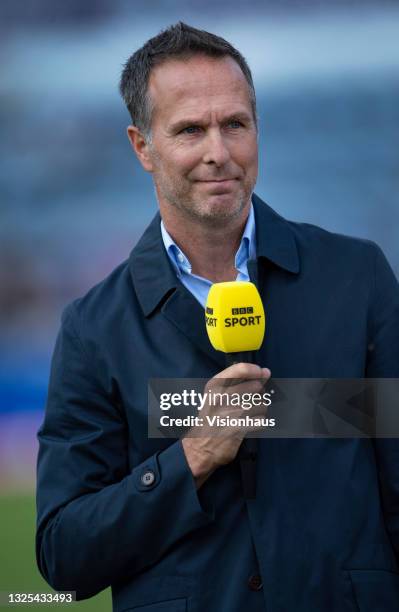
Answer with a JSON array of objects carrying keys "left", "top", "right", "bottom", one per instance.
[
  {"left": 197, "top": 178, "right": 239, "bottom": 190},
  {"left": 198, "top": 178, "right": 238, "bottom": 183}
]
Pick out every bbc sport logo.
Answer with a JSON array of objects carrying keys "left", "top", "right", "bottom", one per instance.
[{"left": 231, "top": 306, "right": 253, "bottom": 315}]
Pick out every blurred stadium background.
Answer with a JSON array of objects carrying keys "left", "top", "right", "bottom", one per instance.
[{"left": 0, "top": 0, "right": 398, "bottom": 609}]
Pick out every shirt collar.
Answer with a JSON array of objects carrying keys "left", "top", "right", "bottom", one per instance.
[
  {"left": 160, "top": 202, "right": 256, "bottom": 278},
  {"left": 235, "top": 203, "right": 256, "bottom": 273}
]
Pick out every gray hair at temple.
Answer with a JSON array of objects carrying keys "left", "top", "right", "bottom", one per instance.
[{"left": 119, "top": 21, "right": 257, "bottom": 141}]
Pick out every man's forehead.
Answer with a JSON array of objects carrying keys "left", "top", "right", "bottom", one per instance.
[{"left": 148, "top": 54, "right": 249, "bottom": 98}]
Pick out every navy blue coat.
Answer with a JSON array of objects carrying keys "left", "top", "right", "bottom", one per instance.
[{"left": 36, "top": 195, "right": 399, "bottom": 611}]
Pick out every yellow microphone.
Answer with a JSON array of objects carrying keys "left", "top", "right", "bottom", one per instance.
[
  {"left": 205, "top": 281, "right": 265, "bottom": 366},
  {"left": 205, "top": 280, "right": 265, "bottom": 500}
]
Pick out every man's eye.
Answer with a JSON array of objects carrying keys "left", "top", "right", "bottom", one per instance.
[
  {"left": 227, "top": 120, "right": 242, "bottom": 129},
  {"left": 181, "top": 126, "right": 200, "bottom": 134}
]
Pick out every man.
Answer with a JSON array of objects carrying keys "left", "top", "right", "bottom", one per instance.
[{"left": 36, "top": 22, "right": 399, "bottom": 611}]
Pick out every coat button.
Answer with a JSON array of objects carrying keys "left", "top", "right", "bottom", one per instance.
[
  {"left": 248, "top": 574, "right": 263, "bottom": 591},
  {"left": 141, "top": 470, "right": 156, "bottom": 486}
]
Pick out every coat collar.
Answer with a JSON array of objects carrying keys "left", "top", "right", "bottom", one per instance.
[
  {"left": 251, "top": 193, "right": 300, "bottom": 274},
  {"left": 129, "top": 193, "right": 300, "bottom": 318}
]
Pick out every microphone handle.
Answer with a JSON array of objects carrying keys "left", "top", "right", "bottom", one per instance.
[
  {"left": 239, "top": 438, "right": 258, "bottom": 500},
  {"left": 225, "top": 351, "right": 256, "bottom": 368},
  {"left": 224, "top": 351, "right": 259, "bottom": 500}
]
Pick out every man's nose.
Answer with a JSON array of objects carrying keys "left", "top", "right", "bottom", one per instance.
[{"left": 202, "top": 130, "right": 230, "bottom": 167}]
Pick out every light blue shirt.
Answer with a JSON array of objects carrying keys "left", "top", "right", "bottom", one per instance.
[{"left": 160, "top": 203, "right": 256, "bottom": 308}]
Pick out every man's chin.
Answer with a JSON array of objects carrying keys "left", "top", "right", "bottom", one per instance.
[
  {"left": 162, "top": 189, "right": 251, "bottom": 226},
  {"left": 195, "top": 195, "right": 248, "bottom": 223},
  {"left": 202, "top": 208, "right": 243, "bottom": 221}
]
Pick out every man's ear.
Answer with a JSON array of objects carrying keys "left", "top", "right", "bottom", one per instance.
[{"left": 127, "top": 125, "right": 154, "bottom": 172}]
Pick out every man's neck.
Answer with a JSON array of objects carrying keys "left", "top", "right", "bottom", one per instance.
[{"left": 161, "top": 204, "right": 251, "bottom": 283}]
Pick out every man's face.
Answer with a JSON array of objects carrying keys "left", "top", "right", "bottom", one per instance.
[{"left": 137, "top": 55, "right": 258, "bottom": 226}]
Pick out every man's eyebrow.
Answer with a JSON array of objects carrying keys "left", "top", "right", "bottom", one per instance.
[{"left": 224, "top": 111, "right": 253, "bottom": 123}]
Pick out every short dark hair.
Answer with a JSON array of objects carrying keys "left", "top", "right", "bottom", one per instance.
[{"left": 119, "top": 21, "right": 257, "bottom": 137}]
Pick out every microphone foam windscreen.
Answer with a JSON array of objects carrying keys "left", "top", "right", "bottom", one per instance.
[{"left": 205, "top": 281, "right": 265, "bottom": 353}]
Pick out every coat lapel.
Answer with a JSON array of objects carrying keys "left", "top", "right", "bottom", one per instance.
[
  {"left": 128, "top": 211, "right": 226, "bottom": 367},
  {"left": 161, "top": 285, "right": 226, "bottom": 369}
]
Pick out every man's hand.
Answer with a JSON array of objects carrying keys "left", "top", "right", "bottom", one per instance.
[{"left": 181, "top": 363, "right": 271, "bottom": 488}]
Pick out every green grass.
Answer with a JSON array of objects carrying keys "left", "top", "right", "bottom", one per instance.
[{"left": 0, "top": 494, "right": 111, "bottom": 610}]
